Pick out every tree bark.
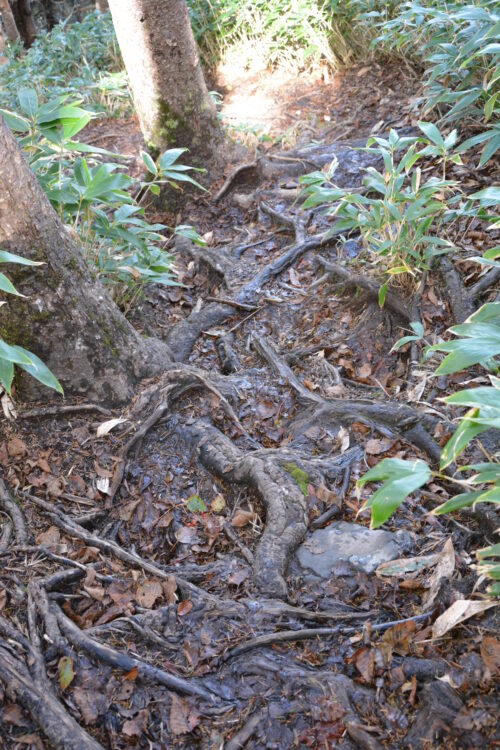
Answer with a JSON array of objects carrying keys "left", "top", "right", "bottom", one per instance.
[
  {"left": 107, "top": 0, "right": 224, "bottom": 168},
  {"left": 0, "top": 116, "right": 172, "bottom": 405},
  {"left": 10, "top": 0, "right": 37, "bottom": 47},
  {"left": 0, "top": 0, "right": 20, "bottom": 41},
  {"left": 95, "top": 0, "right": 108, "bottom": 11}
]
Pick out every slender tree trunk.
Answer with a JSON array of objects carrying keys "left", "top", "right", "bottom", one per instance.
[
  {"left": 95, "top": 0, "right": 108, "bottom": 11},
  {"left": 0, "top": 117, "right": 171, "bottom": 405},
  {"left": 107, "top": 0, "right": 224, "bottom": 167},
  {"left": 10, "top": 0, "right": 37, "bottom": 47},
  {"left": 0, "top": 0, "right": 20, "bottom": 41}
]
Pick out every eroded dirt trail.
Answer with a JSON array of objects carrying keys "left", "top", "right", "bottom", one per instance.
[{"left": 1, "top": 64, "right": 499, "bottom": 750}]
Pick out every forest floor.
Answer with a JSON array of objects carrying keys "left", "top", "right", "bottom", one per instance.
[{"left": 1, "top": 61, "right": 499, "bottom": 750}]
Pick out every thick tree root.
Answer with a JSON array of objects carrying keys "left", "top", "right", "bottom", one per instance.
[
  {"left": 178, "top": 419, "right": 308, "bottom": 599},
  {"left": 316, "top": 255, "right": 411, "bottom": 321},
  {"left": 0, "top": 620, "right": 102, "bottom": 750},
  {"left": 176, "top": 419, "right": 360, "bottom": 598},
  {"left": 254, "top": 335, "right": 445, "bottom": 463},
  {"left": 440, "top": 257, "right": 475, "bottom": 323}
]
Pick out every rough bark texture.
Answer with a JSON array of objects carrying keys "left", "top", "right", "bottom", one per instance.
[
  {"left": 107, "top": 0, "right": 224, "bottom": 166},
  {"left": 0, "top": 116, "right": 171, "bottom": 404},
  {"left": 0, "top": 0, "right": 20, "bottom": 40}
]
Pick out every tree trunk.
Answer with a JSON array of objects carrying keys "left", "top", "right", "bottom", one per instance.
[
  {"left": 0, "top": 0, "right": 20, "bottom": 41},
  {"left": 10, "top": 0, "right": 37, "bottom": 47},
  {"left": 107, "top": 0, "right": 224, "bottom": 167},
  {"left": 95, "top": 0, "right": 108, "bottom": 11},
  {"left": 0, "top": 116, "right": 171, "bottom": 405}
]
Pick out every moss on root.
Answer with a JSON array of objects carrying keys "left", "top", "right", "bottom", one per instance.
[{"left": 281, "top": 461, "right": 310, "bottom": 497}]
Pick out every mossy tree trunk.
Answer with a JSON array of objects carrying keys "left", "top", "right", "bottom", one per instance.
[
  {"left": 108, "top": 0, "right": 224, "bottom": 168},
  {"left": 0, "top": 116, "right": 171, "bottom": 405}
]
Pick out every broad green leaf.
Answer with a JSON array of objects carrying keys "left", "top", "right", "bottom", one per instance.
[
  {"left": 470, "top": 186, "right": 500, "bottom": 206},
  {"left": 0, "top": 272, "right": 24, "bottom": 297},
  {"left": 0, "top": 108, "right": 30, "bottom": 132},
  {"left": 18, "top": 88, "right": 38, "bottom": 118},
  {"left": 0, "top": 357, "right": 14, "bottom": 394},
  {"left": 13, "top": 346, "right": 63, "bottom": 394},
  {"left": 0, "top": 340, "right": 33, "bottom": 366},
  {"left": 141, "top": 151, "right": 157, "bottom": 175},
  {"left": 445, "top": 386, "right": 500, "bottom": 411},
  {"left": 434, "top": 491, "right": 484, "bottom": 515},
  {"left": 358, "top": 458, "right": 431, "bottom": 528},
  {"left": 58, "top": 656, "right": 74, "bottom": 690},
  {"left": 186, "top": 494, "right": 206, "bottom": 512},
  {"left": 0, "top": 251, "right": 42, "bottom": 266},
  {"left": 440, "top": 411, "right": 487, "bottom": 469},
  {"left": 159, "top": 148, "right": 188, "bottom": 169},
  {"left": 418, "top": 121, "right": 445, "bottom": 147}
]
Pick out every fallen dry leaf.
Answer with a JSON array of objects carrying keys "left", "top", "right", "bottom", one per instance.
[
  {"left": 177, "top": 600, "right": 193, "bottom": 617},
  {"left": 136, "top": 580, "right": 163, "bottom": 609},
  {"left": 36, "top": 525, "right": 61, "bottom": 548},
  {"left": 432, "top": 599, "right": 498, "bottom": 639},
  {"left": 231, "top": 510, "right": 255, "bottom": 527},
  {"left": 96, "top": 417, "right": 127, "bottom": 437},
  {"left": 376, "top": 553, "right": 440, "bottom": 578},
  {"left": 175, "top": 526, "right": 201, "bottom": 544},
  {"left": 480, "top": 635, "right": 500, "bottom": 674},
  {"left": 7, "top": 437, "right": 27, "bottom": 458},
  {"left": 365, "top": 437, "right": 394, "bottom": 455},
  {"left": 423, "top": 537, "right": 455, "bottom": 609},
  {"left": 170, "top": 694, "right": 200, "bottom": 735}
]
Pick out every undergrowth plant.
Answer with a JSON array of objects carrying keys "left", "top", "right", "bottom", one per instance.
[
  {"left": 0, "top": 252, "right": 62, "bottom": 396},
  {"left": 358, "top": 300, "right": 500, "bottom": 596},
  {"left": 0, "top": 11, "right": 129, "bottom": 116},
  {"left": 188, "top": 0, "right": 357, "bottom": 71},
  {"left": 1, "top": 89, "right": 206, "bottom": 308},
  {"left": 374, "top": 0, "right": 500, "bottom": 164},
  {"left": 299, "top": 124, "right": 463, "bottom": 304}
]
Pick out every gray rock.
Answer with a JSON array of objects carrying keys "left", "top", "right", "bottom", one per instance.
[{"left": 296, "top": 521, "right": 408, "bottom": 578}]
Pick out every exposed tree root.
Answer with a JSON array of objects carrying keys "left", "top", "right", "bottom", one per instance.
[
  {"left": 53, "top": 604, "right": 218, "bottom": 701},
  {"left": 470, "top": 265, "right": 500, "bottom": 300},
  {"left": 178, "top": 418, "right": 308, "bottom": 599},
  {"left": 212, "top": 161, "right": 258, "bottom": 202},
  {"left": 18, "top": 402, "right": 112, "bottom": 419},
  {"left": 440, "top": 257, "right": 475, "bottom": 323},
  {"left": 0, "top": 476, "right": 29, "bottom": 544},
  {"left": 316, "top": 255, "right": 411, "bottom": 321},
  {"left": 0, "top": 619, "right": 102, "bottom": 750},
  {"left": 253, "top": 335, "right": 445, "bottom": 463}
]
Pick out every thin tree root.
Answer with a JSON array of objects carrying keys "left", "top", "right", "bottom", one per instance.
[
  {"left": 0, "top": 476, "right": 29, "bottom": 544},
  {"left": 316, "top": 255, "right": 411, "bottom": 321},
  {"left": 253, "top": 335, "right": 444, "bottom": 463},
  {"left": 0, "top": 624, "right": 102, "bottom": 750},
  {"left": 52, "top": 604, "right": 219, "bottom": 700}
]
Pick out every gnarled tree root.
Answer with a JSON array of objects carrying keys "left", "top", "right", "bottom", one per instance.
[
  {"left": 177, "top": 419, "right": 360, "bottom": 599},
  {"left": 0, "top": 627, "right": 102, "bottom": 750}
]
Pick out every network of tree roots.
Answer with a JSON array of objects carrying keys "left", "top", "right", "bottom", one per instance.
[{"left": 1, "top": 65, "right": 499, "bottom": 749}]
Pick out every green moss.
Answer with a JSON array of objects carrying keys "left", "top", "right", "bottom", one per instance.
[{"left": 281, "top": 461, "right": 309, "bottom": 497}]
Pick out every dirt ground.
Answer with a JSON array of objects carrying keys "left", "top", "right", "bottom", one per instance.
[{"left": 1, "top": 62, "right": 499, "bottom": 750}]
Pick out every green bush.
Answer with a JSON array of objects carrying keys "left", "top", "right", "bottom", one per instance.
[
  {"left": 1, "top": 89, "right": 205, "bottom": 307},
  {"left": 0, "top": 11, "right": 129, "bottom": 116},
  {"left": 358, "top": 300, "right": 500, "bottom": 596},
  {"left": 374, "top": 0, "right": 500, "bottom": 164}
]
